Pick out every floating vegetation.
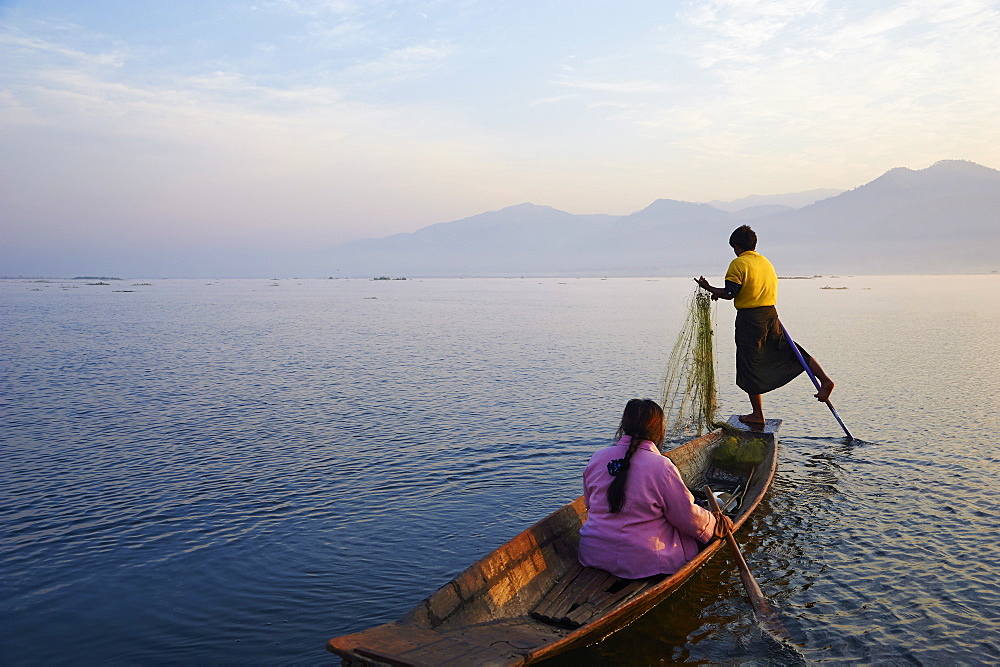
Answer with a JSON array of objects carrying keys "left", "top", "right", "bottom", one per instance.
[
  {"left": 86, "top": 282, "right": 111, "bottom": 286},
  {"left": 132, "top": 283, "right": 152, "bottom": 286},
  {"left": 372, "top": 276, "right": 407, "bottom": 281},
  {"left": 660, "top": 288, "right": 718, "bottom": 440},
  {"left": 113, "top": 290, "right": 135, "bottom": 293}
]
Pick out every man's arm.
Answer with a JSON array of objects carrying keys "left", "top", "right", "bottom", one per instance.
[{"left": 694, "top": 276, "right": 737, "bottom": 301}]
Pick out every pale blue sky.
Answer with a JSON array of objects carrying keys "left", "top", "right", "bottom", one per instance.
[{"left": 2, "top": 0, "right": 999, "bottom": 275}]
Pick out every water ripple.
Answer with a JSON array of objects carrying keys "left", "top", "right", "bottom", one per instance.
[{"left": 3, "top": 276, "right": 999, "bottom": 664}]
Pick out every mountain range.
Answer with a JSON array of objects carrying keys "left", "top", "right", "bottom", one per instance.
[{"left": 326, "top": 160, "right": 1000, "bottom": 277}]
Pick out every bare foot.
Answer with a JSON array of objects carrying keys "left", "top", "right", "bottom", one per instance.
[
  {"left": 815, "top": 380, "right": 834, "bottom": 402},
  {"left": 738, "top": 413, "right": 766, "bottom": 426}
]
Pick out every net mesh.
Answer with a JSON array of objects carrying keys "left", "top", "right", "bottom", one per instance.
[{"left": 660, "top": 288, "right": 719, "bottom": 441}]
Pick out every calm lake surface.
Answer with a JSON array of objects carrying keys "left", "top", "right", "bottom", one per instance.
[{"left": 2, "top": 275, "right": 999, "bottom": 664}]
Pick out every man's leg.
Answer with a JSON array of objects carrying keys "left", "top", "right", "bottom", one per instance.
[
  {"left": 808, "top": 357, "right": 835, "bottom": 402},
  {"left": 739, "top": 393, "right": 765, "bottom": 425}
]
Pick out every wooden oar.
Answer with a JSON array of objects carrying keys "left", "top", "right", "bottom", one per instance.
[
  {"left": 704, "top": 485, "right": 792, "bottom": 642},
  {"left": 780, "top": 322, "right": 855, "bottom": 441}
]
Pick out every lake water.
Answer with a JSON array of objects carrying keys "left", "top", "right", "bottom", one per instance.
[{"left": 2, "top": 275, "right": 999, "bottom": 664}]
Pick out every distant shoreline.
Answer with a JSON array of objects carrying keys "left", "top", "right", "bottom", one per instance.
[{"left": 3, "top": 272, "right": 998, "bottom": 281}]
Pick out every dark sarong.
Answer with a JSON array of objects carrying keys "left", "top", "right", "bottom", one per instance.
[{"left": 735, "top": 306, "right": 810, "bottom": 395}]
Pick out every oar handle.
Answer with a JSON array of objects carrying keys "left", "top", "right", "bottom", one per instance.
[
  {"left": 780, "top": 321, "right": 855, "bottom": 441},
  {"left": 779, "top": 321, "right": 822, "bottom": 391},
  {"left": 705, "top": 489, "right": 771, "bottom": 611},
  {"left": 705, "top": 486, "right": 792, "bottom": 642}
]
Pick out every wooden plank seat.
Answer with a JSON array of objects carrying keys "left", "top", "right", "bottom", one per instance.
[{"left": 530, "top": 564, "right": 660, "bottom": 629}]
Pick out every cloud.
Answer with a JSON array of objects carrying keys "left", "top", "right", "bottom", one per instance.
[
  {"left": 343, "top": 39, "right": 459, "bottom": 81},
  {"left": 0, "top": 29, "right": 125, "bottom": 67},
  {"left": 679, "top": 0, "right": 827, "bottom": 66},
  {"left": 0, "top": 22, "right": 516, "bottom": 248},
  {"left": 529, "top": 94, "right": 579, "bottom": 106},
  {"left": 555, "top": 77, "right": 665, "bottom": 94},
  {"left": 254, "top": 0, "right": 368, "bottom": 18},
  {"left": 1, "top": 0, "right": 999, "bottom": 273},
  {"left": 297, "top": 18, "right": 371, "bottom": 48}
]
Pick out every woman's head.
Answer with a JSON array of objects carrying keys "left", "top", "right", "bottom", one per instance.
[
  {"left": 606, "top": 399, "right": 665, "bottom": 513},
  {"left": 617, "top": 398, "right": 666, "bottom": 447}
]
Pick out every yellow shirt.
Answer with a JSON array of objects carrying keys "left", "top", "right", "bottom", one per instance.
[{"left": 725, "top": 251, "right": 778, "bottom": 309}]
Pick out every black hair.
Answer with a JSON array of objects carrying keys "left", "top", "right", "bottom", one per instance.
[
  {"left": 606, "top": 399, "right": 666, "bottom": 513},
  {"left": 729, "top": 225, "right": 757, "bottom": 251}
]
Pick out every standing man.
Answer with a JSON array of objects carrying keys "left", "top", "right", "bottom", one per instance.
[{"left": 696, "top": 225, "right": 834, "bottom": 426}]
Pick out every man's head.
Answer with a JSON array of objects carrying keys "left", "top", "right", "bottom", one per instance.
[{"left": 729, "top": 225, "right": 757, "bottom": 253}]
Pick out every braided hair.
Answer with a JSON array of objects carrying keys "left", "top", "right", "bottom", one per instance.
[{"left": 606, "top": 398, "right": 666, "bottom": 513}]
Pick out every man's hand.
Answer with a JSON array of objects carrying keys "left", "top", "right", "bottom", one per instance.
[{"left": 695, "top": 276, "right": 720, "bottom": 300}]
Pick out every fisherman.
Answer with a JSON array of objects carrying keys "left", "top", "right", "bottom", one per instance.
[{"left": 696, "top": 225, "right": 834, "bottom": 426}]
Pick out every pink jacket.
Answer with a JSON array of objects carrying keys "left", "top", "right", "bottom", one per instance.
[{"left": 578, "top": 436, "right": 717, "bottom": 578}]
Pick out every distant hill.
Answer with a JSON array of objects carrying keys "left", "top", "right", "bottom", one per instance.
[
  {"left": 709, "top": 189, "right": 843, "bottom": 212},
  {"left": 326, "top": 160, "right": 1000, "bottom": 277},
  {"left": 335, "top": 204, "right": 620, "bottom": 275},
  {"left": 752, "top": 160, "right": 1000, "bottom": 274}
]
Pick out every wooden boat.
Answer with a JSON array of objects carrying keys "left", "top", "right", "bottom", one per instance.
[{"left": 327, "top": 416, "right": 780, "bottom": 666}]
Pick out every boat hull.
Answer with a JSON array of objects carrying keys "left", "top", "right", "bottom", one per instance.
[{"left": 328, "top": 418, "right": 780, "bottom": 665}]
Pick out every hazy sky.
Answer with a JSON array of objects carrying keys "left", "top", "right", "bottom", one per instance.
[{"left": 2, "top": 0, "right": 999, "bottom": 275}]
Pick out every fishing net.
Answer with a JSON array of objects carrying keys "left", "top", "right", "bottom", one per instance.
[{"left": 660, "top": 288, "right": 719, "bottom": 441}]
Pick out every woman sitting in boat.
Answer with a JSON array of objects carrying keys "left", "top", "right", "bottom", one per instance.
[{"left": 578, "top": 398, "right": 733, "bottom": 579}]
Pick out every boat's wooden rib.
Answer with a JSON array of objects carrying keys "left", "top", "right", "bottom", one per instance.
[
  {"left": 528, "top": 562, "right": 584, "bottom": 623},
  {"left": 327, "top": 417, "right": 780, "bottom": 666},
  {"left": 529, "top": 565, "right": 659, "bottom": 630}
]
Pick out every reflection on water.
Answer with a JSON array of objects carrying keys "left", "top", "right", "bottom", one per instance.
[{"left": 2, "top": 275, "right": 999, "bottom": 664}]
